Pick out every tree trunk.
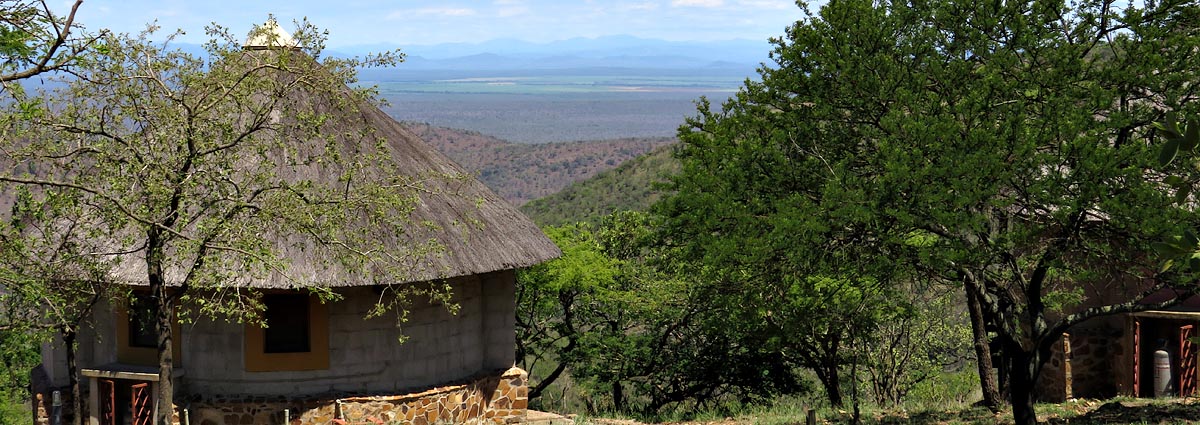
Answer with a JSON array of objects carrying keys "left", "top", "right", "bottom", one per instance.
[
  {"left": 611, "top": 380, "right": 624, "bottom": 412},
  {"left": 148, "top": 230, "right": 174, "bottom": 425},
  {"left": 818, "top": 359, "right": 844, "bottom": 407},
  {"left": 153, "top": 280, "right": 174, "bottom": 425},
  {"left": 849, "top": 339, "right": 861, "bottom": 425},
  {"left": 1007, "top": 347, "right": 1039, "bottom": 425},
  {"left": 964, "top": 281, "right": 1003, "bottom": 412},
  {"left": 998, "top": 344, "right": 1011, "bottom": 401},
  {"left": 529, "top": 360, "right": 567, "bottom": 400},
  {"left": 63, "top": 330, "right": 81, "bottom": 425}
]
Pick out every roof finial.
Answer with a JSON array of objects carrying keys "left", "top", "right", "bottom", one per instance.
[{"left": 244, "top": 17, "right": 299, "bottom": 50}]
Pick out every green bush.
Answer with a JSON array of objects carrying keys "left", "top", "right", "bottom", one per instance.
[
  {"left": 0, "top": 392, "right": 32, "bottom": 425},
  {"left": 0, "top": 328, "right": 40, "bottom": 425},
  {"left": 905, "top": 368, "right": 981, "bottom": 411}
]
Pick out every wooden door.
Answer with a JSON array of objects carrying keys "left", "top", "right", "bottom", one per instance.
[
  {"left": 130, "top": 383, "right": 152, "bottom": 425},
  {"left": 1180, "top": 324, "right": 1196, "bottom": 397},
  {"left": 99, "top": 379, "right": 115, "bottom": 425}
]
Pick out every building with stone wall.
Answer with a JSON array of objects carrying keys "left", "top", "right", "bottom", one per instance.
[
  {"left": 1035, "top": 297, "right": 1200, "bottom": 402},
  {"left": 30, "top": 21, "right": 559, "bottom": 425}
]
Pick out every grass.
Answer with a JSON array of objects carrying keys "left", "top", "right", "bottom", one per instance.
[
  {"left": 781, "top": 397, "right": 1200, "bottom": 425},
  {"left": 546, "top": 369, "right": 1200, "bottom": 425},
  {"left": 0, "top": 392, "right": 31, "bottom": 425},
  {"left": 1039, "top": 397, "right": 1200, "bottom": 425}
]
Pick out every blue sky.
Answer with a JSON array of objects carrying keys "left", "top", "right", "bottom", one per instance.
[{"left": 67, "top": 0, "right": 808, "bottom": 47}]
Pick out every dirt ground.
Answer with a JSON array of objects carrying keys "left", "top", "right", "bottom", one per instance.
[{"left": 530, "top": 397, "right": 1200, "bottom": 424}]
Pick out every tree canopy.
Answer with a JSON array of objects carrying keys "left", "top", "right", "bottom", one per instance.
[
  {"left": 517, "top": 211, "right": 806, "bottom": 415},
  {"left": 0, "top": 0, "right": 93, "bottom": 83},
  {"left": 658, "top": 0, "right": 1200, "bottom": 423}
]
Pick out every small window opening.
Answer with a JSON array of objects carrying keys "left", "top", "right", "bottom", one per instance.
[
  {"left": 128, "top": 294, "right": 157, "bottom": 348},
  {"left": 262, "top": 294, "right": 310, "bottom": 353}
]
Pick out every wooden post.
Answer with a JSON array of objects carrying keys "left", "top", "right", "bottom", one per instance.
[
  {"left": 1063, "top": 333, "right": 1073, "bottom": 400},
  {"left": 806, "top": 409, "right": 816, "bottom": 425}
]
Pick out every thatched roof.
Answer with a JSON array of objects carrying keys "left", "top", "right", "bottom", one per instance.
[
  {"left": 0, "top": 43, "right": 560, "bottom": 289},
  {"left": 273, "top": 85, "right": 561, "bottom": 287}
]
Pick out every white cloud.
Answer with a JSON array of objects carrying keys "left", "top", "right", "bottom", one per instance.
[
  {"left": 492, "top": 0, "right": 529, "bottom": 17},
  {"left": 735, "top": 0, "right": 792, "bottom": 9},
  {"left": 621, "top": 2, "right": 660, "bottom": 11},
  {"left": 386, "top": 7, "right": 477, "bottom": 20},
  {"left": 497, "top": 6, "right": 530, "bottom": 17},
  {"left": 671, "top": 0, "right": 724, "bottom": 7}
]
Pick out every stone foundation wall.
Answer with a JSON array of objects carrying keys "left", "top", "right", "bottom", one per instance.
[
  {"left": 184, "top": 367, "right": 527, "bottom": 425},
  {"left": 1037, "top": 322, "right": 1122, "bottom": 402},
  {"left": 1038, "top": 334, "right": 1070, "bottom": 402},
  {"left": 32, "top": 367, "right": 527, "bottom": 425},
  {"left": 33, "top": 393, "right": 50, "bottom": 425},
  {"left": 1065, "top": 329, "right": 1120, "bottom": 399}
]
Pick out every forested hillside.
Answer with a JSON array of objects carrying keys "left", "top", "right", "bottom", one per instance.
[
  {"left": 407, "top": 122, "right": 674, "bottom": 206},
  {"left": 520, "top": 145, "right": 679, "bottom": 226}
]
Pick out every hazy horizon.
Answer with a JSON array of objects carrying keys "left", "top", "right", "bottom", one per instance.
[{"left": 61, "top": 0, "right": 808, "bottom": 48}]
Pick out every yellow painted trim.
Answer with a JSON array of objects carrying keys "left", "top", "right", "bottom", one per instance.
[
  {"left": 115, "top": 299, "right": 182, "bottom": 367},
  {"left": 244, "top": 294, "right": 330, "bottom": 372}
]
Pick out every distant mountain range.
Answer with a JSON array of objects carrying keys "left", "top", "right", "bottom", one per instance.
[
  {"left": 162, "top": 35, "right": 771, "bottom": 72},
  {"left": 330, "top": 35, "right": 772, "bottom": 71}
]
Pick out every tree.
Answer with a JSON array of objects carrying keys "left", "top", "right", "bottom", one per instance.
[
  {"left": 1150, "top": 116, "right": 1200, "bottom": 295},
  {"left": 862, "top": 284, "right": 971, "bottom": 406},
  {"left": 0, "top": 186, "right": 120, "bottom": 425},
  {"left": 0, "top": 21, "right": 449, "bottom": 425},
  {"left": 517, "top": 211, "right": 804, "bottom": 416},
  {"left": 656, "top": 91, "right": 903, "bottom": 405},
  {"left": 0, "top": 0, "right": 94, "bottom": 82},
  {"left": 516, "top": 222, "right": 623, "bottom": 404},
  {"left": 660, "top": 0, "right": 1200, "bottom": 423},
  {"left": 0, "top": 1, "right": 99, "bottom": 421},
  {"left": 657, "top": 40, "right": 909, "bottom": 412}
]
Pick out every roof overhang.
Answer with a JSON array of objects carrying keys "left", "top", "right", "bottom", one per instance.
[{"left": 1130, "top": 310, "right": 1200, "bottom": 320}]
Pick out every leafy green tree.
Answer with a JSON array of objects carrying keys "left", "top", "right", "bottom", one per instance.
[
  {"left": 0, "top": 1, "right": 99, "bottom": 420},
  {"left": 660, "top": 0, "right": 1200, "bottom": 423},
  {"left": 862, "top": 284, "right": 971, "bottom": 406},
  {"left": 0, "top": 0, "right": 94, "bottom": 82},
  {"left": 517, "top": 211, "right": 804, "bottom": 417},
  {"left": 0, "top": 187, "right": 121, "bottom": 425},
  {"left": 516, "top": 222, "right": 622, "bottom": 403},
  {"left": 1154, "top": 115, "right": 1200, "bottom": 258},
  {"left": 657, "top": 41, "right": 906, "bottom": 412},
  {"left": 0, "top": 21, "right": 449, "bottom": 425}
]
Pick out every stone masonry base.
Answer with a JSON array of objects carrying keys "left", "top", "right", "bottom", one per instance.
[{"left": 35, "top": 367, "right": 528, "bottom": 425}]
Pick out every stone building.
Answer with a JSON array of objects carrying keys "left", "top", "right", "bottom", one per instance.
[
  {"left": 30, "top": 22, "right": 560, "bottom": 425},
  {"left": 1036, "top": 294, "right": 1199, "bottom": 402}
]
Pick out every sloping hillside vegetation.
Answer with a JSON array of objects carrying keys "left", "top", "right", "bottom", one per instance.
[
  {"left": 520, "top": 145, "right": 679, "bottom": 226},
  {"left": 407, "top": 123, "right": 674, "bottom": 206}
]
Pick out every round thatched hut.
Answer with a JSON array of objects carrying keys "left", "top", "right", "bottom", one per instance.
[{"left": 29, "top": 21, "right": 559, "bottom": 425}]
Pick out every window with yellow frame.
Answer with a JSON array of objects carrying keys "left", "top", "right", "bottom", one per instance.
[
  {"left": 244, "top": 292, "right": 329, "bottom": 372},
  {"left": 115, "top": 292, "right": 181, "bottom": 366}
]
